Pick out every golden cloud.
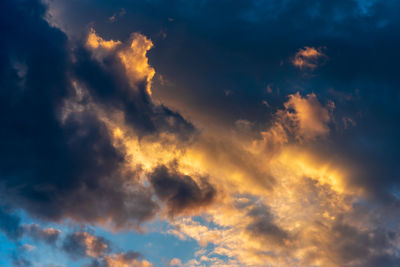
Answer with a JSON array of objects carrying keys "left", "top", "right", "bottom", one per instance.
[
  {"left": 118, "top": 33, "right": 155, "bottom": 95},
  {"left": 87, "top": 28, "right": 121, "bottom": 50},
  {"left": 86, "top": 28, "right": 155, "bottom": 95},
  {"left": 79, "top": 30, "right": 384, "bottom": 266},
  {"left": 292, "top": 46, "right": 327, "bottom": 70},
  {"left": 281, "top": 92, "right": 333, "bottom": 141},
  {"left": 104, "top": 253, "right": 153, "bottom": 267}
]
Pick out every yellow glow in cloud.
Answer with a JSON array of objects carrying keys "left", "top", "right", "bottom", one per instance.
[
  {"left": 87, "top": 28, "right": 121, "bottom": 50},
  {"left": 104, "top": 254, "right": 153, "bottom": 267},
  {"left": 168, "top": 145, "right": 357, "bottom": 266},
  {"left": 118, "top": 33, "right": 155, "bottom": 95},
  {"left": 107, "top": 111, "right": 364, "bottom": 266},
  {"left": 86, "top": 29, "right": 155, "bottom": 96},
  {"left": 78, "top": 232, "right": 108, "bottom": 258},
  {"left": 74, "top": 44, "right": 364, "bottom": 265},
  {"left": 274, "top": 147, "right": 346, "bottom": 193},
  {"left": 144, "top": 92, "right": 364, "bottom": 266},
  {"left": 283, "top": 92, "right": 333, "bottom": 140}
]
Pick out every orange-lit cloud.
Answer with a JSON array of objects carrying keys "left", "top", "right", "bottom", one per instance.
[
  {"left": 5, "top": 1, "right": 400, "bottom": 266},
  {"left": 87, "top": 28, "right": 121, "bottom": 50},
  {"left": 71, "top": 29, "right": 395, "bottom": 266},
  {"left": 86, "top": 29, "right": 155, "bottom": 95},
  {"left": 292, "top": 46, "right": 326, "bottom": 70},
  {"left": 87, "top": 75, "right": 379, "bottom": 266},
  {"left": 118, "top": 33, "right": 155, "bottom": 95},
  {"left": 104, "top": 253, "right": 153, "bottom": 267},
  {"left": 65, "top": 232, "right": 108, "bottom": 258},
  {"left": 281, "top": 92, "right": 333, "bottom": 140}
]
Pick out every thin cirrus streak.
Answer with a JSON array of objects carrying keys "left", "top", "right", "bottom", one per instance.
[{"left": 0, "top": 0, "right": 400, "bottom": 267}]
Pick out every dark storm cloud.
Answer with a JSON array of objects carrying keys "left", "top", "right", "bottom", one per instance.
[
  {"left": 0, "top": 0, "right": 196, "bottom": 230},
  {"left": 149, "top": 165, "right": 216, "bottom": 216}
]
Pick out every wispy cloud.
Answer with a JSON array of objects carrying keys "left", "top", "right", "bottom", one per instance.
[{"left": 292, "top": 46, "right": 327, "bottom": 70}]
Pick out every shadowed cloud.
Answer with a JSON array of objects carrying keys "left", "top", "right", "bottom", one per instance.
[{"left": 149, "top": 165, "right": 216, "bottom": 217}]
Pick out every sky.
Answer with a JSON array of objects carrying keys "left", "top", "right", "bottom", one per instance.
[{"left": 1, "top": 0, "right": 400, "bottom": 266}]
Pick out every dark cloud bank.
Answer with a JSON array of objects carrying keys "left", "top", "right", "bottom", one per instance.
[
  {"left": 0, "top": 0, "right": 210, "bottom": 233},
  {"left": 0, "top": 1, "right": 217, "bottom": 265}
]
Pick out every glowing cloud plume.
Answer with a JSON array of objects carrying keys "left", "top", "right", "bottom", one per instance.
[{"left": 86, "top": 29, "right": 155, "bottom": 95}]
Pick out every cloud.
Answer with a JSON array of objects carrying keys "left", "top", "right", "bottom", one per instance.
[
  {"left": 2, "top": 0, "right": 400, "bottom": 266},
  {"left": 87, "top": 28, "right": 121, "bottom": 51},
  {"left": 292, "top": 46, "right": 327, "bottom": 70},
  {"left": 86, "top": 29, "right": 155, "bottom": 95},
  {"left": 117, "top": 33, "right": 156, "bottom": 95},
  {"left": 257, "top": 91, "right": 333, "bottom": 157},
  {"left": 108, "top": 8, "right": 126, "bottom": 23},
  {"left": 0, "top": 0, "right": 196, "bottom": 231},
  {"left": 280, "top": 92, "right": 333, "bottom": 140},
  {"left": 149, "top": 164, "right": 216, "bottom": 216},
  {"left": 245, "top": 203, "right": 290, "bottom": 245},
  {"left": 61, "top": 232, "right": 153, "bottom": 267},
  {"left": 295, "top": 220, "right": 400, "bottom": 267},
  {"left": 62, "top": 232, "right": 109, "bottom": 259},
  {"left": 77, "top": 28, "right": 195, "bottom": 140},
  {"left": 100, "top": 252, "right": 152, "bottom": 267},
  {"left": 22, "top": 224, "right": 61, "bottom": 245},
  {"left": 170, "top": 258, "right": 183, "bottom": 266}
]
